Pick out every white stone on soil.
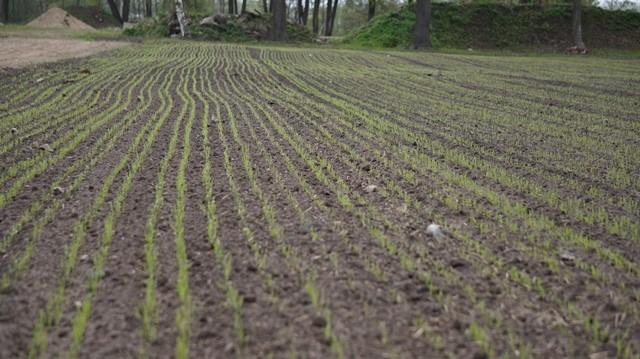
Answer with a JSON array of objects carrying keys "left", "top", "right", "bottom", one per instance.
[
  {"left": 426, "top": 223, "right": 446, "bottom": 241},
  {"left": 364, "top": 184, "right": 378, "bottom": 193}
]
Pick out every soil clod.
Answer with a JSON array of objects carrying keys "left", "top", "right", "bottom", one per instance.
[
  {"left": 312, "top": 316, "right": 327, "bottom": 327},
  {"left": 298, "top": 222, "right": 321, "bottom": 234}
]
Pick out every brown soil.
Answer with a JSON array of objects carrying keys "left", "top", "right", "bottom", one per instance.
[
  {"left": 0, "top": 38, "right": 129, "bottom": 69},
  {"left": 0, "top": 42, "right": 638, "bottom": 359}
]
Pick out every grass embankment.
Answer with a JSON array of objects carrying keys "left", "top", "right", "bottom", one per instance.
[{"left": 341, "top": 3, "right": 640, "bottom": 50}]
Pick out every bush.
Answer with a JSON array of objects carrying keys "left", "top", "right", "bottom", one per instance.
[{"left": 123, "top": 15, "right": 169, "bottom": 37}]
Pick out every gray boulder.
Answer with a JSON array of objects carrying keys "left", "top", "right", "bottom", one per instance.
[
  {"left": 213, "top": 13, "right": 228, "bottom": 25},
  {"left": 200, "top": 16, "right": 216, "bottom": 27}
]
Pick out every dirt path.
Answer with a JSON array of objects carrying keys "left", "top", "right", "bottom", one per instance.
[{"left": 0, "top": 37, "right": 130, "bottom": 69}]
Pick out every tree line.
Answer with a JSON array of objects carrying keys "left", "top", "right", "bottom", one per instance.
[{"left": 1, "top": 0, "right": 592, "bottom": 51}]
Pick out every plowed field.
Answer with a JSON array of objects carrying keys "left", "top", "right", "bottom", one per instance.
[{"left": 1, "top": 42, "right": 639, "bottom": 359}]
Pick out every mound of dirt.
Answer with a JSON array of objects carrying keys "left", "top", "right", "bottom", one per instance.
[{"left": 27, "top": 7, "right": 94, "bottom": 31}]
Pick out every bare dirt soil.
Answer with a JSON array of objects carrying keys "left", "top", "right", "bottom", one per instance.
[
  {"left": 0, "top": 41, "right": 638, "bottom": 359},
  {"left": 0, "top": 37, "right": 129, "bottom": 69}
]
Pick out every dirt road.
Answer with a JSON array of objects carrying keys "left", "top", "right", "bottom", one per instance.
[{"left": 0, "top": 37, "right": 129, "bottom": 69}]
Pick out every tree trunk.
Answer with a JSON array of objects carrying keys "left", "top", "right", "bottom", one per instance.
[
  {"left": 145, "top": 0, "right": 152, "bottom": 17},
  {"left": 175, "top": 0, "right": 187, "bottom": 37},
  {"left": 270, "top": 0, "right": 287, "bottom": 40},
  {"left": 571, "top": 0, "right": 586, "bottom": 53},
  {"left": 107, "top": 0, "right": 124, "bottom": 24},
  {"left": 323, "top": 0, "right": 331, "bottom": 36},
  {"left": 241, "top": 0, "right": 246, "bottom": 13},
  {"left": 296, "top": 0, "right": 309, "bottom": 24},
  {"left": 368, "top": 0, "right": 375, "bottom": 21},
  {"left": 1, "top": 0, "right": 9, "bottom": 23},
  {"left": 312, "top": 0, "right": 320, "bottom": 34},
  {"left": 262, "top": 0, "right": 267, "bottom": 13},
  {"left": 122, "top": 0, "right": 130, "bottom": 22},
  {"left": 329, "top": 0, "right": 337, "bottom": 34},
  {"left": 302, "top": 0, "right": 309, "bottom": 25},
  {"left": 409, "top": 0, "right": 431, "bottom": 49}
]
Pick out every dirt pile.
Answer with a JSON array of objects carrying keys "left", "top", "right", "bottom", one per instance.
[{"left": 27, "top": 7, "right": 94, "bottom": 30}]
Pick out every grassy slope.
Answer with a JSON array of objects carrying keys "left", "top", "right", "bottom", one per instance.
[{"left": 341, "top": 3, "right": 640, "bottom": 50}]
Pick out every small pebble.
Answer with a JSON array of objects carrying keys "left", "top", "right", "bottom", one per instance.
[
  {"left": 10, "top": 127, "right": 17, "bottom": 134},
  {"left": 559, "top": 252, "right": 576, "bottom": 264},
  {"left": 359, "top": 162, "right": 372, "bottom": 172},
  {"left": 364, "top": 184, "right": 378, "bottom": 193},
  {"left": 426, "top": 223, "right": 445, "bottom": 240},
  {"left": 298, "top": 222, "right": 321, "bottom": 234},
  {"left": 38, "top": 143, "right": 51, "bottom": 151},
  {"left": 449, "top": 258, "right": 469, "bottom": 268},
  {"left": 53, "top": 186, "right": 65, "bottom": 195},
  {"left": 80, "top": 254, "right": 89, "bottom": 261},
  {"left": 74, "top": 301, "right": 82, "bottom": 308},
  {"left": 312, "top": 316, "right": 327, "bottom": 327}
]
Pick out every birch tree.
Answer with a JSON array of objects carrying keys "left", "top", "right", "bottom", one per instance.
[{"left": 175, "top": 0, "right": 187, "bottom": 37}]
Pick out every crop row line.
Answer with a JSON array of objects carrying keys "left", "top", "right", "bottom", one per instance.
[
  {"left": 254, "top": 47, "right": 636, "bottom": 358},
  {"left": 27, "top": 55, "right": 183, "bottom": 358}
]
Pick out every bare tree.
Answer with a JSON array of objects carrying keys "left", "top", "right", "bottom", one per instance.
[
  {"left": 175, "top": 0, "right": 187, "bottom": 36},
  {"left": 323, "top": 0, "right": 337, "bottom": 36},
  {"left": 107, "top": 0, "right": 124, "bottom": 23},
  {"left": 1, "top": 0, "right": 8, "bottom": 23},
  {"left": 145, "top": 0, "right": 153, "bottom": 17},
  {"left": 297, "top": 0, "right": 309, "bottom": 25},
  {"left": 408, "top": 0, "right": 431, "bottom": 49},
  {"left": 312, "top": 0, "right": 320, "bottom": 34},
  {"left": 368, "top": 0, "right": 375, "bottom": 21},
  {"left": 270, "top": 0, "right": 287, "bottom": 40},
  {"left": 571, "top": 0, "right": 587, "bottom": 53},
  {"left": 122, "top": 0, "right": 131, "bottom": 22}
]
